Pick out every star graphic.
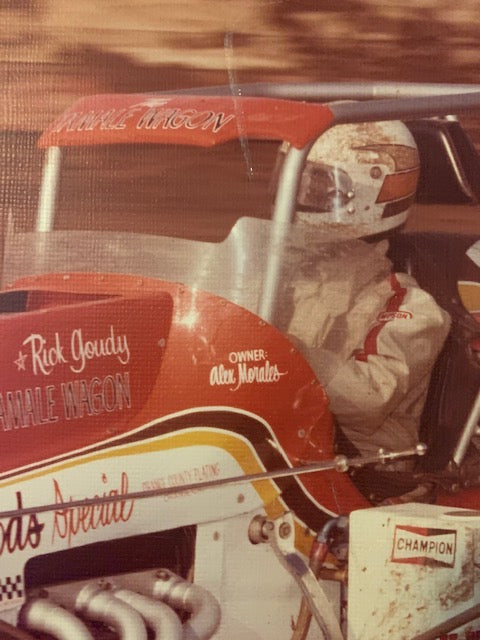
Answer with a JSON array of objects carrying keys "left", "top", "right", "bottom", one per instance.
[{"left": 14, "top": 351, "right": 27, "bottom": 371}]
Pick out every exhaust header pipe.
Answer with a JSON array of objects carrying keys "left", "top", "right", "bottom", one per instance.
[
  {"left": 19, "top": 597, "right": 93, "bottom": 640},
  {"left": 112, "top": 569, "right": 221, "bottom": 640},
  {"left": 113, "top": 587, "right": 182, "bottom": 639}
]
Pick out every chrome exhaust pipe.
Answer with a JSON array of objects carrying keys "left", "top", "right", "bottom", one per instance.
[
  {"left": 36, "top": 569, "right": 220, "bottom": 640},
  {"left": 18, "top": 597, "right": 93, "bottom": 640},
  {"left": 75, "top": 583, "right": 148, "bottom": 640},
  {"left": 154, "top": 570, "right": 221, "bottom": 640},
  {"left": 113, "top": 569, "right": 221, "bottom": 640},
  {"left": 113, "top": 588, "right": 183, "bottom": 639}
]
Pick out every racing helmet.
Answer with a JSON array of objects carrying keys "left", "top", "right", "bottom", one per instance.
[{"left": 280, "top": 120, "right": 420, "bottom": 238}]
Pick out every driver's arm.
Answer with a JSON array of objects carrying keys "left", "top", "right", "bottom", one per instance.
[{"left": 322, "top": 273, "right": 450, "bottom": 435}]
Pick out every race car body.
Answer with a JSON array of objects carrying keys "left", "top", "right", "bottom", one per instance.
[{"left": 1, "top": 83, "right": 480, "bottom": 639}]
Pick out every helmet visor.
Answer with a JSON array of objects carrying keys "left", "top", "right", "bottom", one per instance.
[{"left": 297, "top": 160, "right": 354, "bottom": 213}]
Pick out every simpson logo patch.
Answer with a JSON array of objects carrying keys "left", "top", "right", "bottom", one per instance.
[
  {"left": 391, "top": 525, "right": 457, "bottom": 568},
  {"left": 377, "top": 310, "right": 413, "bottom": 322}
]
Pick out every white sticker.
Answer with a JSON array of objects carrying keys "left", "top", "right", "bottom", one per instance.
[
  {"left": 391, "top": 525, "right": 456, "bottom": 567},
  {"left": 466, "top": 240, "right": 480, "bottom": 268}
]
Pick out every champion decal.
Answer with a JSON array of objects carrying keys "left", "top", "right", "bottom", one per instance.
[{"left": 391, "top": 525, "right": 457, "bottom": 568}]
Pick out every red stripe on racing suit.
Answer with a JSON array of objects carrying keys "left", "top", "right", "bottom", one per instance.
[{"left": 354, "top": 274, "right": 407, "bottom": 362}]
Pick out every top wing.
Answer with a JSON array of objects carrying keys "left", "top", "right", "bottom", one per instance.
[
  {"left": 38, "top": 94, "right": 335, "bottom": 149},
  {"left": 39, "top": 87, "right": 480, "bottom": 150}
]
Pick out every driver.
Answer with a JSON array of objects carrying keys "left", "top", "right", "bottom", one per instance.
[{"left": 279, "top": 120, "right": 451, "bottom": 490}]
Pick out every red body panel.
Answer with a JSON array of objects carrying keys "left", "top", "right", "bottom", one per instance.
[
  {"left": 3, "top": 272, "right": 369, "bottom": 518},
  {"left": 0, "top": 290, "right": 172, "bottom": 473}
]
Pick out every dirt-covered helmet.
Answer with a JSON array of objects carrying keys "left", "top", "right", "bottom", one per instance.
[{"left": 280, "top": 120, "right": 420, "bottom": 238}]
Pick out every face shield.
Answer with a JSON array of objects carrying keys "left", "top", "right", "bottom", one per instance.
[
  {"left": 296, "top": 160, "right": 355, "bottom": 214},
  {"left": 271, "top": 151, "right": 355, "bottom": 219}
]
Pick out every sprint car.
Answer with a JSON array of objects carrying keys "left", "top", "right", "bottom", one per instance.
[{"left": 0, "top": 82, "right": 480, "bottom": 639}]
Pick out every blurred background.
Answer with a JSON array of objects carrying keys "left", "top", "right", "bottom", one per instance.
[
  {"left": 4, "top": 0, "right": 480, "bottom": 129},
  {"left": 2, "top": 0, "right": 480, "bottom": 256}
]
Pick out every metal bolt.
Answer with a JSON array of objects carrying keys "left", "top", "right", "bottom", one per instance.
[
  {"left": 335, "top": 455, "right": 349, "bottom": 473},
  {"left": 297, "top": 429, "right": 306, "bottom": 438},
  {"left": 416, "top": 443, "right": 428, "bottom": 457},
  {"left": 248, "top": 515, "right": 269, "bottom": 544},
  {"left": 100, "top": 580, "right": 112, "bottom": 591},
  {"left": 278, "top": 522, "right": 292, "bottom": 539},
  {"left": 237, "top": 494, "right": 245, "bottom": 503},
  {"left": 156, "top": 569, "right": 170, "bottom": 581}
]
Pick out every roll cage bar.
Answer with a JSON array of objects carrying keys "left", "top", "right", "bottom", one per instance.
[
  {"left": 166, "top": 80, "right": 480, "bottom": 101},
  {"left": 36, "top": 82, "right": 480, "bottom": 322}
]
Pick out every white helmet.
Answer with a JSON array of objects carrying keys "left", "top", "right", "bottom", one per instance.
[{"left": 280, "top": 120, "right": 420, "bottom": 238}]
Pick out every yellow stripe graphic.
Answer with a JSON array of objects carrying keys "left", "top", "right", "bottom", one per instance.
[
  {"left": 0, "top": 429, "right": 280, "bottom": 507},
  {"left": 458, "top": 281, "right": 480, "bottom": 315},
  {"left": 0, "top": 427, "right": 315, "bottom": 555}
]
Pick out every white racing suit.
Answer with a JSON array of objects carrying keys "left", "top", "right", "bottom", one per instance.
[{"left": 286, "top": 238, "right": 451, "bottom": 464}]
